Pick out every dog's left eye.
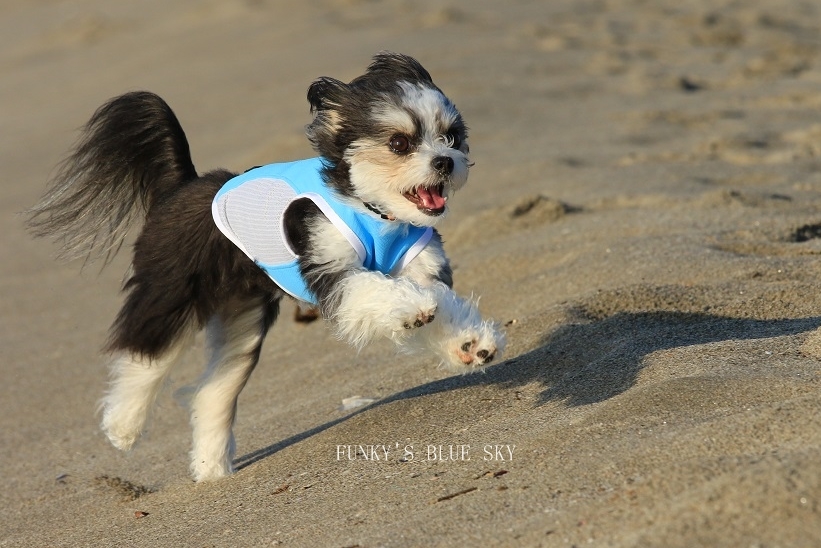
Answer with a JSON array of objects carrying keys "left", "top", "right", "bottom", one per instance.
[{"left": 389, "top": 134, "right": 411, "bottom": 154}]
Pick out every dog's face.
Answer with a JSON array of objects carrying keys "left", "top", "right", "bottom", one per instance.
[{"left": 306, "top": 52, "right": 470, "bottom": 226}]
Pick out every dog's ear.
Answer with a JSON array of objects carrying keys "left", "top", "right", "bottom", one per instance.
[
  {"left": 307, "top": 77, "right": 350, "bottom": 113},
  {"left": 306, "top": 77, "right": 350, "bottom": 161}
]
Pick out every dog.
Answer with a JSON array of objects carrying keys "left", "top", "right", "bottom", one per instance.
[{"left": 28, "top": 52, "right": 505, "bottom": 481}]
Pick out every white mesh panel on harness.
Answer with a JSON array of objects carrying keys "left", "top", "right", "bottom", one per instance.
[{"left": 212, "top": 177, "right": 298, "bottom": 265}]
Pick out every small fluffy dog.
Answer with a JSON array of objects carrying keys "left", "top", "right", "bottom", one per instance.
[{"left": 29, "top": 52, "right": 504, "bottom": 481}]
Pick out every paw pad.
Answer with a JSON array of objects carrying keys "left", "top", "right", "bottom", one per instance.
[{"left": 456, "top": 339, "right": 497, "bottom": 367}]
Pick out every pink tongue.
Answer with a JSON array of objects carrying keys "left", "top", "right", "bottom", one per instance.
[{"left": 416, "top": 186, "right": 446, "bottom": 210}]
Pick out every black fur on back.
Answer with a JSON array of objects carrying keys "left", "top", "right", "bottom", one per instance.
[
  {"left": 28, "top": 92, "right": 282, "bottom": 357},
  {"left": 107, "top": 169, "right": 281, "bottom": 357},
  {"left": 27, "top": 91, "right": 199, "bottom": 264}
]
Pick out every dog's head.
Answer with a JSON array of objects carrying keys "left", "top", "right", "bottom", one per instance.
[{"left": 306, "top": 52, "right": 470, "bottom": 226}]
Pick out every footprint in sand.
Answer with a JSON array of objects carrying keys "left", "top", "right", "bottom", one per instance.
[
  {"left": 713, "top": 219, "right": 821, "bottom": 258},
  {"left": 447, "top": 194, "right": 576, "bottom": 248}
]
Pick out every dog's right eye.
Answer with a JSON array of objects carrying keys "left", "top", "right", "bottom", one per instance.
[
  {"left": 446, "top": 130, "right": 462, "bottom": 150},
  {"left": 389, "top": 134, "right": 411, "bottom": 154}
]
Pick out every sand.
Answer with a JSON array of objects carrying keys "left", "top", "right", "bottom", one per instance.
[{"left": 3, "top": 0, "right": 821, "bottom": 546}]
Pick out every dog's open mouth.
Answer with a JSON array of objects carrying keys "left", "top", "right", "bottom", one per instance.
[{"left": 403, "top": 183, "right": 447, "bottom": 215}]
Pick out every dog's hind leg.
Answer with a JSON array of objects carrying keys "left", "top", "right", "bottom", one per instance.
[
  {"left": 189, "top": 296, "right": 278, "bottom": 481},
  {"left": 101, "top": 331, "right": 192, "bottom": 451}
]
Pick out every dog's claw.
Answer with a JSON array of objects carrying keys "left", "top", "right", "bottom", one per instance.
[{"left": 403, "top": 307, "right": 437, "bottom": 330}]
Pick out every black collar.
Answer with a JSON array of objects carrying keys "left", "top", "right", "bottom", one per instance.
[{"left": 363, "top": 202, "right": 396, "bottom": 221}]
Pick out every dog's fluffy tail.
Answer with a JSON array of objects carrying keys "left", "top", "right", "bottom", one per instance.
[{"left": 27, "top": 91, "right": 198, "bottom": 264}]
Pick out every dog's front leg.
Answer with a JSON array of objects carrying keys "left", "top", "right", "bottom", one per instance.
[
  {"left": 327, "top": 271, "right": 439, "bottom": 348},
  {"left": 396, "top": 232, "right": 505, "bottom": 371},
  {"left": 291, "top": 205, "right": 439, "bottom": 348},
  {"left": 415, "top": 283, "right": 506, "bottom": 371}
]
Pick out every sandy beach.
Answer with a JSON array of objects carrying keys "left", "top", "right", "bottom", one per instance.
[{"left": 3, "top": 0, "right": 821, "bottom": 545}]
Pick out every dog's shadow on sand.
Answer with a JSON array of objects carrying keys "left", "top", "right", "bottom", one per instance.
[{"left": 235, "top": 310, "right": 820, "bottom": 471}]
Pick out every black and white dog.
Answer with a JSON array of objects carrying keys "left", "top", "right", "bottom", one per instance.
[{"left": 29, "top": 52, "right": 504, "bottom": 481}]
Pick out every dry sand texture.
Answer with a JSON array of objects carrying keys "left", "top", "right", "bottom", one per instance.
[{"left": 3, "top": 0, "right": 821, "bottom": 546}]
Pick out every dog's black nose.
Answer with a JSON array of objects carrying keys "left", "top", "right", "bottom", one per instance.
[{"left": 431, "top": 156, "right": 454, "bottom": 174}]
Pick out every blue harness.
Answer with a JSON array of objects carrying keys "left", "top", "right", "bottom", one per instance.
[{"left": 211, "top": 158, "right": 433, "bottom": 304}]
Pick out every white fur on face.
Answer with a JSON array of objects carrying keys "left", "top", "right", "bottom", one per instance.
[
  {"left": 398, "top": 82, "right": 459, "bottom": 132},
  {"left": 344, "top": 82, "right": 471, "bottom": 226}
]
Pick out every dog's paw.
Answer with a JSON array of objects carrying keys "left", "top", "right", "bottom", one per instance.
[
  {"left": 456, "top": 338, "right": 498, "bottom": 367},
  {"left": 334, "top": 274, "right": 440, "bottom": 346},
  {"left": 190, "top": 458, "right": 234, "bottom": 482},
  {"left": 100, "top": 401, "right": 144, "bottom": 452},
  {"left": 388, "top": 284, "right": 438, "bottom": 334},
  {"left": 403, "top": 306, "right": 437, "bottom": 329},
  {"left": 443, "top": 322, "right": 506, "bottom": 372},
  {"left": 102, "top": 423, "right": 140, "bottom": 452},
  {"left": 189, "top": 435, "right": 236, "bottom": 481}
]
